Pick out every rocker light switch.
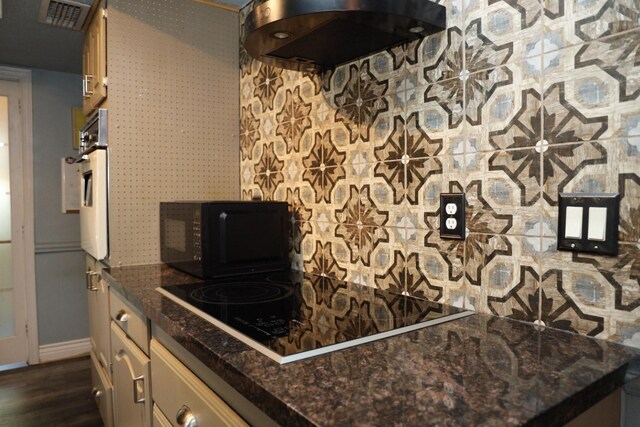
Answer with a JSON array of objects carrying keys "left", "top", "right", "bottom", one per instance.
[
  {"left": 587, "top": 207, "right": 607, "bottom": 241},
  {"left": 564, "top": 206, "right": 583, "bottom": 239},
  {"left": 557, "top": 193, "right": 619, "bottom": 256}
]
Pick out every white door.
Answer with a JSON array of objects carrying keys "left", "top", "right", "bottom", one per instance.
[{"left": 0, "top": 78, "right": 29, "bottom": 366}]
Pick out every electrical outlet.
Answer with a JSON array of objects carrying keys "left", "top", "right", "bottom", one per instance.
[
  {"left": 445, "top": 203, "right": 457, "bottom": 215},
  {"left": 440, "top": 193, "right": 465, "bottom": 240}
]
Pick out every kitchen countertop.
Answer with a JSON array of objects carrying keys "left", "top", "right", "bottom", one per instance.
[{"left": 103, "top": 264, "right": 640, "bottom": 426}]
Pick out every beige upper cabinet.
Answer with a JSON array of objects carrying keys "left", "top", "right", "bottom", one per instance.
[{"left": 82, "top": 1, "right": 107, "bottom": 116}]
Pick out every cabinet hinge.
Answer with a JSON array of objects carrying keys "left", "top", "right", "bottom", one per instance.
[
  {"left": 18, "top": 99, "right": 22, "bottom": 114},
  {"left": 25, "top": 323, "right": 28, "bottom": 336},
  {"left": 103, "top": 76, "right": 108, "bottom": 88},
  {"left": 102, "top": 9, "right": 108, "bottom": 19}
]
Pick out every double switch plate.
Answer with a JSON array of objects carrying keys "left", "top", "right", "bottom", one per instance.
[
  {"left": 557, "top": 193, "right": 619, "bottom": 256},
  {"left": 440, "top": 193, "right": 465, "bottom": 240}
]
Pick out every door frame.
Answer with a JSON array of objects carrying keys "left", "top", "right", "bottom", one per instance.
[{"left": 0, "top": 66, "right": 38, "bottom": 365}]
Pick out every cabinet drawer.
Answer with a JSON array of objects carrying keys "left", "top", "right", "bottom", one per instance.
[
  {"left": 153, "top": 404, "right": 172, "bottom": 427},
  {"left": 111, "top": 323, "right": 151, "bottom": 427},
  {"left": 110, "top": 288, "right": 149, "bottom": 355},
  {"left": 150, "top": 339, "right": 248, "bottom": 427},
  {"left": 90, "top": 350, "right": 114, "bottom": 427}
]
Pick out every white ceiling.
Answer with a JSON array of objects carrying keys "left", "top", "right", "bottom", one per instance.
[
  {"left": 0, "top": 0, "right": 249, "bottom": 74},
  {"left": 0, "top": 0, "right": 88, "bottom": 73}
]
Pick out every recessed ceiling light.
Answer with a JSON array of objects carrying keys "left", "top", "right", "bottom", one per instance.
[
  {"left": 271, "top": 31, "right": 292, "bottom": 39},
  {"left": 409, "top": 26, "right": 424, "bottom": 33}
]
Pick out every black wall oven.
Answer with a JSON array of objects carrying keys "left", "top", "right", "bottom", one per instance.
[{"left": 160, "top": 201, "right": 290, "bottom": 278}]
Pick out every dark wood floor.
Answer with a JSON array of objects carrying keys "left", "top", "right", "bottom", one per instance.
[{"left": 0, "top": 356, "right": 103, "bottom": 427}]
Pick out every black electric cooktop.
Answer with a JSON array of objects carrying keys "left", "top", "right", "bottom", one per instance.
[{"left": 157, "top": 270, "right": 472, "bottom": 363}]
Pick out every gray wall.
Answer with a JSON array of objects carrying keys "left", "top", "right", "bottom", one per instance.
[{"left": 31, "top": 69, "right": 88, "bottom": 345}]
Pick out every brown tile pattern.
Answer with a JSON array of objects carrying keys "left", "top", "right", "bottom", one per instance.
[{"left": 239, "top": 2, "right": 640, "bottom": 344}]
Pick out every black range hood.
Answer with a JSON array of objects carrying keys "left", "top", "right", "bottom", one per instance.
[{"left": 243, "top": 0, "right": 447, "bottom": 72}]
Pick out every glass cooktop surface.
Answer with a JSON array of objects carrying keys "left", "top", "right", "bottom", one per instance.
[{"left": 157, "top": 270, "right": 473, "bottom": 363}]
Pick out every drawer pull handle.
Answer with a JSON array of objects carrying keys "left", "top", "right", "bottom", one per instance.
[
  {"left": 115, "top": 310, "right": 129, "bottom": 323},
  {"left": 85, "top": 270, "right": 98, "bottom": 292},
  {"left": 91, "top": 387, "right": 103, "bottom": 398},
  {"left": 176, "top": 405, "right": 198, "bottom": 427},
  {"left": 132, "top": 375, "right": 145, "bottom": 404}
]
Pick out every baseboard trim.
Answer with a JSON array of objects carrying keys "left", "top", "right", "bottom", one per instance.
[{"left": 39, "top": 338, "right": 91, "bottom": 363}]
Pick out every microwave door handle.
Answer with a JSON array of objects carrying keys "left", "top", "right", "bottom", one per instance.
[{"left": 219, "top": 212, "right": 227, "bottom": 263}]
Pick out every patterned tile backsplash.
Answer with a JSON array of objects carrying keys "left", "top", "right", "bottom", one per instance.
[{"left": 238, "top": 0, "right": 640, "bottom": 346}]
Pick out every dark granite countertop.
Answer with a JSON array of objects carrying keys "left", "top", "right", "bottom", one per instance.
[{"left": 103, "top": 264, "right": 640, "bottom": 427}]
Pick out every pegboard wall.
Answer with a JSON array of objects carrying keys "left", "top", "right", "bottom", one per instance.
[{"left": 107, "top": 0, "right": 240, "bottom": 266}]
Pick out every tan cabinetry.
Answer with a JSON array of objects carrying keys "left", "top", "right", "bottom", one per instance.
[
  {"left": 109, "top": 288, "right": 151, "bottom": 427},
  {"left": 90, "top": 351, "right": 114, "bottom": 427},
  {"left": 150, "top": 339, "right": 249, "bottom": 427},
  {"left": 82, "top": 0, "right": 107, "bottom": 116},
  {"left": 111, "top": 323, "right": 151, "bottom": 427},
  {"left": 86, "top": 255, "right": 113, "bottom": 427}
]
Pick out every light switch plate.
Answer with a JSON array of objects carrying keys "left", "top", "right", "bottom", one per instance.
[
  {"left": 440, "top": 193, "right": 465, "bottom": 240},
  {"left": 557, "top": 193, "right": 619, "bottom": 256}
]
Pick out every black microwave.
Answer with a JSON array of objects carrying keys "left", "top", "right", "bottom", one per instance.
[{"left": 160, "top": 201, "right": 290, "bottom": 278}]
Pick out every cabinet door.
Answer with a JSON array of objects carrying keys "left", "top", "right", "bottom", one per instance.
[
  {"left": 111, "top": 323, "right": 151, "bottom": 427},
  {"left": 82, "top": 1, "right": 107, "bottom": 116},
  {"left": 152, "top": 404, "right": 172, "bottom": 427},
  {"left": 88, "top": 6, "right": 107, "bottom": 109},
  {"left": 151, "top": 340, "right": 248, "bottom": 427},
  {"left": 87, "top": 259, "right": 111, "bottom": 373},
  {"left": 90, "top": 350, "right": 114, "bottom": 427},
  {"left": 82, "top": 32, "right": 92, "bottom": 115}
]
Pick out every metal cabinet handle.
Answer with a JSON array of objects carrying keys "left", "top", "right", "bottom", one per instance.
[
  {"left": 115, "top": 309, "right": 129, "bottom": 323},
  {"left": 85, "top": 270, "right": 98, "bottom": 291},
  {"left": 176, "top": 405, "right": 198, "bottom": 427},
  {"left": 84, "top": 74, "right": 94, "bottom": 96},
  {"left": 132, "top": 375, "right": 145, "bottom": 404},
  {"left": 91, "top": 387, "right": 103, "bottom": 398}
]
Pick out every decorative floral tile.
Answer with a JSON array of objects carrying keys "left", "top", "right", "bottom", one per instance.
[
  {"left": 239, "top": 2, "right": 640, "bottom": 344},
  {"left": 252, "top": 62, "right": 285, "bottom": 113},
  {"left": 406, "top": 228, "right": 466, "bottom": 306},
  {"left": 464, "top": 149, "right": 542, "bottom": 236},
  {"left": 356, "top": 162, "right": 406, "bottom": 229},
  {"left": 345, "top": 225, "right": 402, "bottom": 291},
  {"left": 465, "top": 234, "right": 541, "bottom": 317},
  {"left": 253, "top": 141, "right": 284, "bottom": 200},
  {"left": 364, "top": 48, "right": 406, "bottom": 96},
  {"left": 302, "top": 238, "right": 349, "bottom": 281},
  {"left": 540, "top": 243, "right": 640, "bottom": 341},
  {"left": 543, "top": 0, "right": 640, "bottom": 53},
  {"left": 465, "top": 0, "right": 543, "bottom": 73},
  {"left": 405, "top": 95, "right": 465, "bottom": 156},
  {"left": 407, "top": 22, "right": 464, "bottom": 87},
  {"left": 409, "top": 78, "right": 465, "bottom": 131},
  {"left": 467, "top": 59, "right": 543, "bottom": 152},
  {"left": 542, "top": 31, "right": 640, "bottom": 144},
  {"left": 240, "top": 105, "right": 261, "bottom": 162}
]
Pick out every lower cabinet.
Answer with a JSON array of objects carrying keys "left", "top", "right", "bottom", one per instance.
[
  {"left": 150, "top": 339, "right": 249, "bottom": 427},
  {"left": 90, "top": 351, "right": 114, "bottom": 427},
  {"left": 153, "top": 404, "right": 173, "bottom": 427},
  {"left": 111, "top": 323, "right": 151, "bottom": 427}
]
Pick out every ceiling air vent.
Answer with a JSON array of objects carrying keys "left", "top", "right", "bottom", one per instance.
[{"left": 37, "top": 0, "right": 91, "bottom": 31}]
